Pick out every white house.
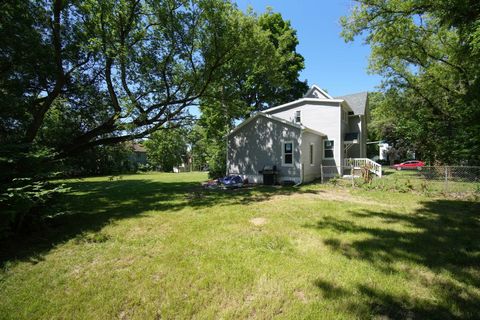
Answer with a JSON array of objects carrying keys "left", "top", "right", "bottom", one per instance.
[{"left": 226, "top": 85, "right": 382, "bottom": 184}]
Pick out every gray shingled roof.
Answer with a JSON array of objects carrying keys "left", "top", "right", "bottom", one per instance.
[{"left": 335, "top": 92, "right": 368, "bottom": 115}]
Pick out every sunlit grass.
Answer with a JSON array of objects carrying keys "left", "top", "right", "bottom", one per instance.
[{"left": 1, "top": 172, "right": 479, "bottom": 319}]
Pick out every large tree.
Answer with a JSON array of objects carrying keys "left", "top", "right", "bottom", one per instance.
[
  {"left": 198, "top": 10, "right": 308, "bottom": 177},
  {"left": 341, "top": 0, "right": 480, "bottom": 164},
  {"left": 1, "top": 0, "right": 255, "bottom": 164},
  {"left": 144, "top": 128, "right": 188, "bottom": 172}
]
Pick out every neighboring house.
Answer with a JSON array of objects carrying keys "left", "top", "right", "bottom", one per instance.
[
  {"left": 379, "top": 142, "right": 390, "bottom": 161},
  {"left": 128, "top": 142, "right": 147, "bottom": 166},
  {"left": 227, "top": 85, "right": 381, "bottom": 184},
  {"left": 173, "top": 156, "right": 192, "bottom": 173}
]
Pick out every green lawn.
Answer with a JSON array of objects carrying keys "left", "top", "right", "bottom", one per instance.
[{"left": 1, "top": 172, "right": 479, "bottom": 319}]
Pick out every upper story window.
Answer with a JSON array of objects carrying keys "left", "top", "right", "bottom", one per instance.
[
  {"left": 295, "top": 110, "right": 301, "bottom": 123},
  {"left": 324, "top": 140, "right": 334, "bottom": 159},
  {"left": 282, "top": 141, "right": 294, "bottom": 166}
]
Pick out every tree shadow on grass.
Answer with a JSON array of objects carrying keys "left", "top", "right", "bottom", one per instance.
[
  {"left": 0, "top": 177, "right": 311, "bottom": 267},
  {"left": 305, "top": 199, "right": 480, "bottom": 319}
]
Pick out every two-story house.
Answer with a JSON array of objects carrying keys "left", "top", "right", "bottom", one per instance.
[{"left": 226, "top": 85, "right": 380, "bottom": 184}]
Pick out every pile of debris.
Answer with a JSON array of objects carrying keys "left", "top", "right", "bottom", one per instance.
[{"left": 202, "top": 175, "right": 245, "bottom": 189}]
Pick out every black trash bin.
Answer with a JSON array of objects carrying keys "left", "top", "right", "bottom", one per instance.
[{"left": 259, "top": 165, "right": 277, "bottom": 185}]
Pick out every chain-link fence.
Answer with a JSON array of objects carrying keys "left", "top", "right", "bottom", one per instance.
[{"left": 320, "top": 165, "right": 480, "bottom": 194}]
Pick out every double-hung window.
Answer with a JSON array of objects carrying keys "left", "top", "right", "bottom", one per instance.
[
  {"left": 324, "top": 140, "right": 334, "bottom": 159},
  {"left": 283, "top": 141, "right": 293, "bottom": 166}
]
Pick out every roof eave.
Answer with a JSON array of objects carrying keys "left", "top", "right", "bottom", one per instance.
[
  {"left": 302, "top": 127, "right": 326, "bottom": 136},
  {"left": 263, "top": 98, "right": 345, "bottom": 113},
  {"left": 227, "top": 112, "right": 303, "bottom": 137}
]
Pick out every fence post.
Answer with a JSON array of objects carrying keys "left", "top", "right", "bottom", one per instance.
[
  {"left": 351, "top": 164, "right": 354, "bottom": 188},
  {"left": 444, "top": 166, "right": 448, "bottom": 193},
  {"left": 320, "top": 164, "right": 324, "bottom": 184}
]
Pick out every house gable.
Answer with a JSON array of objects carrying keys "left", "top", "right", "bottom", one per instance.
[
  {"left": 227, "top": 112, "right": 303, "bottom": 183},
  {"left": 228, "top": 112, "right": 325, "bottom": 137},
  {"left": 228, "top": 112, "right": 303, "bottom": 137},
  {"left": 304, "top": 85, "right": 334, "bottom": 100}
]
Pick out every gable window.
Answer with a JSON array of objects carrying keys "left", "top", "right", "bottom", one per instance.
[
  {"left": 282, "top": 141, "right": 293, "bottom": 166},
  {"left": 324, "top": 140, "right": 334, "bottom": 159},
  {"left": 295, "top": 110, "right": 301, "bottom": 123},
  {"left": 310, "top": 143, "right": 314, "bottom": 165}
]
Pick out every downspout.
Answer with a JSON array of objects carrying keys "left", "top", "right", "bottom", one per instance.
[
  {"left": 294, "top": 130, "right": 304, "bottom": 187},
  {"left": 294, "top": 162, "right": 304, "bottom": 187}
]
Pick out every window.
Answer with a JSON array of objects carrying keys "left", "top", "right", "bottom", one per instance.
[
  {"left": 324, "top": 140, "right": 334, "bottom": 159},
  {"left": 309, "top": 143, "right": 314, "bottom": 165},
  {"left": 295, "top": 110, "right": 301, "bottom": 123},
  {"left": 283, "top": 141, "right": 293, "bottom": 166}
]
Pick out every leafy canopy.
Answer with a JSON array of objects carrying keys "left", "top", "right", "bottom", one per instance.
[
  {"left": 1, "top": 0, "right": 256, "bottom": 158},
  {"left": 342, "top": 0, "right": 480, "bottom": 164},
  {"left": 144, "top": 129, "right": 188, "bottom": 172},
  {"left": 198, "top": 10, "right": 308, "bottom": 177}
]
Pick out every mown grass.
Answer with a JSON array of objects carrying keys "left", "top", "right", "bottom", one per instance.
[{"left": 1, "top": 172, "right": 479, "bottom": 319}]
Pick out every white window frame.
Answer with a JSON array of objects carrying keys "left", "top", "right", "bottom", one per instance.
[
  {"left": 324, "top": 140, "right": 334, "bottom": 159},
  {"left": 295, "top": 110, "right": 301, "bottom": 123},
  {"left": 282, "top": 141, "right": 294, "bottom": 167},
  {"left": 309, "top": 143, "right": 315, "bottom": 166}
]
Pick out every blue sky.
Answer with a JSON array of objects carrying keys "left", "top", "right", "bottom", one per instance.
[{"left": 235, "top": 0, "right": 381, "bottom": 97}]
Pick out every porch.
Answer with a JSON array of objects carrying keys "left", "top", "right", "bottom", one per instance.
[{"left": 343, "top": 158, "right": 382, "bottom": 177}]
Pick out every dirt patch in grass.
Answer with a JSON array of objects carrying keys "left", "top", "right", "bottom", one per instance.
[
  {"left": 250, "top": 217, "right": 267, "bottom": 226},
  {"left": 294, "top": 290, "right": 308, "bottom": 303},
  {"left": 267, "top": 189, "right": 392, "bottom": 207}
]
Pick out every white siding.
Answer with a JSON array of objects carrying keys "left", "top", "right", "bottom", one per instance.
[
  {"left": 266, "top": 101, "right": 343, "bottom": 170},
  {"left": 227, "top": 115, "right": 302, "bottom": 183},
  {"left": 300, "top": 131, "right": 323, "bottom": 182}
]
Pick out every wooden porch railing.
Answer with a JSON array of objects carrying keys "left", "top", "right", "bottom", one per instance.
[{"left": 344, "top": 158, "right": 382, "bottom": 177}]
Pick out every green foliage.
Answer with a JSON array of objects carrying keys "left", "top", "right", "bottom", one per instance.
[
  {"left": 187, "top": 125, "right": 209, "bottom": 171},
  {"left": 2, "top": 0, "right": 287, "bottom": 233},
  {"left": 62, "top": 144, "right": 136, "bottom": 177},
  {"left": 144, "top": 129, "right": 188, "bottom": 172},
  {"left": 199, "top": 9, "right": 308, "bottom": 178},
  {"left": 0, "top": 178, "right": 70, "bottom": 238},
  {"left": 206, "top": 142, "right": 228, "bottom": 178},
  {"left": 328, "top": 175, "right": 341, "bottom": 186},
  {"left": 342, "top": 1, "right": 480, "bottom": 164},
  {"left": 1, "top": 0, "right": 264, "bottom": 157}
]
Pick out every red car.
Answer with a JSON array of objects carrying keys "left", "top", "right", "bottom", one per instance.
[{"left": 393, "top": 160, "right": 425, "bottom": 170}]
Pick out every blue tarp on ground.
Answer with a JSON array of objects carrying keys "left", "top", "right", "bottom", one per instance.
[{"left": 219, "top": 175, "right": 243, "bottom": 188}]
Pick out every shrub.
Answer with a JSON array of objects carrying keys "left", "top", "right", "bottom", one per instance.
[
  {"left": 0, "top": 177, "right": 70, "bottom": 238},
  {"left": 328, "top": 175, "right": 341, "bottom": 186},
  {"left": 361, "top": 164, "right": 373, "bottom": 184}
]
